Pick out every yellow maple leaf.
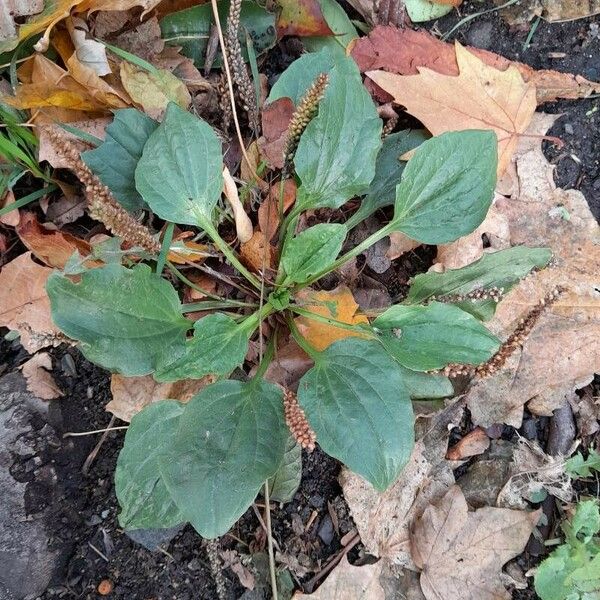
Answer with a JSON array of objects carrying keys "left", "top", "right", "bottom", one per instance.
[
  {"left": 367, "top": 42, "right": 537, "bottom": 176},
  {"left": 294, "top": 286, "right": 369, "bottom": 352}
]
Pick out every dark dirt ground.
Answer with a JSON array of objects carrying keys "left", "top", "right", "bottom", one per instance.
[{"left": 1, "top": 3, "right": 599, "bottom": 599}]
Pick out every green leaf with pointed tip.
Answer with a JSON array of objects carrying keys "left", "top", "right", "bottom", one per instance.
[
  {"left": 282, "top": 223, "right": 346, "bottom": 284},
  {"left": 82, "top": 108, "right": 157, "bottom": 213},
  {"left": 268, "top": 434, "right": 302, "bottom": 504},
  {"left": 405, "top": 246, "right": 553, "bottom": 320},
  {"left": 135, "top": 102, "right": 223, "bottom": 226},
  {"left": 155, "top": 313, "right": 250, "bottom": 381},
  {"left": 374, "top": 302, "right": 500, "bottom": 371},
  {"left": 347, "top": 129, "right": 429, "bottom": 229},
  {"left": 116, "top": 400, "right": 185, "bottom": 529},
  {"left": 294, "top": 56, "right": 382, "bottom": 211},
  {"left": 398, "top": 366, "right": 454, "bottom": 399},
  {"left": 158, "top": 379, "right": 287, "bottom": 538},
  {"left": 391, "top": 130, "right": 497, "bottom": 244},
  {"left": 160, "top": 1, "right": 276, "bottom": 70},
  {"left": 46, "top": 264, "right": 189, "bottom": 376},
  {"left": 298, "top": 338, "right": 413, "bottom": 491}
]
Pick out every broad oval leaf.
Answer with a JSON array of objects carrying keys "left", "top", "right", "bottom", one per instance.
[
  {"left": 405, "top": 246, "right": 553, "bottom": 320},
  {"left": 82, "top": 108, "right": 157, "bottom": 213},
  {"left": 268, "top": 434, "right": 302, "bottom": 504},
  {"left": 347, "top": 129, "right": 429, "bottom": 229},
  {"left": 135, "top": 102, "right": 223, "bottom": 226},
  {"left": 399, "top": 366, "right": 454, "bottom": 399},
  {"left": 155, "top": 313, "right": 250, "bottom": 381},
  {"left": 267, "top": 47, "right": 337, "bottom": 104},
  {"left": 374, "top": 302, "right": 500, "bottom": 371},
  {"left": 46, "top": 264, "right": 189, "bottom": 376},
  {"left": 282, "top": 223, "right": 346, "bottom": 284},
  {"left": 115, "top": 400, "right": 185, "bottom": 529},
  {"left": 392, "top": 130, "right": 497, "bottom": 244},
  {"left": 159, "top": 379, "right": 287, "bottom": 538},
  {"left": 294, "top": 56, "right": 382, "bottom": 211},
  {"left": 160, "top": 1, "right": 276, "bottom": 70},
  {"left": 298, "top": 338, "right": 414, "bottom": 491}
]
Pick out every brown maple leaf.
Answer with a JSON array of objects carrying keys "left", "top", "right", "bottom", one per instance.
[{"left": 367, "top": 42, "right": 537, "bottom": 176}]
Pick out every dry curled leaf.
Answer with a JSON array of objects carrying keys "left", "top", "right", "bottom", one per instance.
[
  {"left": 223, "top": 166, "right": 253, "bottom": 243},
  {"left": 410, "top": 485, "right": 539, "bottom": 600},
  {"left": 258, "top": 179, "right": 296, "bottom": 241},
  {"left": 0, "top": 252, "right": 63, "bottom": 353},
  {"left": 352, "top": 26, "right": 600, "bottom": 104},
  {"left": 368, "top": 42, "right": 537, "bottom": 176},
  {"left": 107, "top": 374, "right": 214, "bottom": 422},
  {"left": 0, "top": 190, "right": 20, "bottom": 226},
  {"left": 465, "top": 114, "right": 600, "bottom": 427},
  {"left": 240, "top": 230, "right": 275, "bottom": 273},
  {"left": 293, "top": 556, "right": 384, "bottom": 599},
  {"left": 20, "top": 352, "right": 63, "bottom": 400},
  {"left": 445, "top": 427, "right": 490, "bottom": 461},
  {"left": 294, "top": 286, "right": 369, "bottom": 352},
  {"left": 259, "top": 97, "right": 295, "bottom": 169}
]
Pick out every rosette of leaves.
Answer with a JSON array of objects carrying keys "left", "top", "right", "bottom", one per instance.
[{"left": 47, "top": 53, "right": 551, "bottom": 539}]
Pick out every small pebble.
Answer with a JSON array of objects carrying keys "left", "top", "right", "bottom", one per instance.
[{"left": 564, "top": 123, "right": 574, "bottom": 135}]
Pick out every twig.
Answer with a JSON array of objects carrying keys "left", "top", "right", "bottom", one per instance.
[
  {"left": 88, "top": 542, "right": 109, "bottom": 562},
  {"left": 63, "top": 425, "right": 128, "bottom": 438},
  {"left": 82, "top": 416, "right": 115, "bottom": 475},
  {"left": 209, "top": 0, "right": 257, "bottom": 180},
  {"left": 251, "top": 503, "right": 281, "bottom": 552},
  {"left": 264, "top": 480, "right": 278, "bottom": 600}
]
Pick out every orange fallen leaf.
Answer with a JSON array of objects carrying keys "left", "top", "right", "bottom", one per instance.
[
  {"left": 294, "top": 286, "right": 369, "bottom": 351},
  {"left": 368, "top": 42, "right": 537, "bottom": 176},
  {"left": 108, "top": 373, "right": 214, "bottom": 422},
  {"left": 16, "top": 212, "right": 95, "bottom": 269},
  {"left": 258, "top": 179, "right": 297, "bottom": 241},
  {"left": 276, "top": 0, "right": 334, "bottom": 38},
  {"left": 167, "top": 240, "right": 210, "bottom": 265},
  {"left": 353, "top": 26, "right": 600, "bottom": 104},
  {"left": 20, "top": 352, "right": 63, "bottom": 400},
  {"left": 240, "top": 230, "right": 276, "bottom": 274},
  {"left": 0, "top": 252, "right": 63, "bottom": 353},
  {"left": 445, "top": 427, "right": 490, "bottom": 461}
]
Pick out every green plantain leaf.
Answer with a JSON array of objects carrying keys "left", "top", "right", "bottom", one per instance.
[
  {"left": 160, "top": 1, "right": 276, "bottom": 70},
  {"left": 46, "top": 264, "right": 189, "bottom": 376},
  {"left": 405, "top": 246, "right": 553, "bottom": 320},
  {"left": 82, "top": 108, "right": 157, "bottom": 213},
  {"left": 294, "top": 56, "right": 382, "bottom": 211},
  {"left": 267, "top": 47, "right": 337, "bottom": 105},
  {"left": 281, "top": 223, "right": 346, "bottom": 284},
  {"left": 135, "top": 102, "right": 223, "bottom": 226},
  {"left": 405, "top": 0, "right": 453, "bottom": 22},
  {"left": 347, "top": 129, "right": 429, "bottom": 229},
  {"left": 391, "top": 130, "right": 497, "bottom": 244},
  {"left": 398, "top": 366, "right": 454, "bottom": 399},
  {"left": 268, "top": 434, "right": 302, "bottom": 504},
  {"left": 155, "top": 313, "right": 250, "bottom": 381},
  {"left": 115, "top": 401, "right": 185, "bottom": 529},
  {"left": 298, "top": 338, "right": 413, "bottom": 491},
  {"left": 158, "top": 379, "right": 287, "bottom": 538},
  {"left": 374, "top": 302, "right": 500, "bottom": 371}
]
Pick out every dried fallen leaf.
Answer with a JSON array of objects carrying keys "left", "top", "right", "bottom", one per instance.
[
  {"left": 20, "top": 352, "right": 63, "bottom": 400},
  {"left": 69, "top": 17, "right": 111, "bottom": 76},
  {"left": 16, "top": 212, "right": 94, "bottom": 268},
  {"left": 223, "top": 166, "right": 253, "bottom": 243},
  {"left": 465, "top": 114, "right": 600, "bottom": 427},
  {"left": 0, "top": 252, "right": 63, "bottom": 353},
  {"left": 294, "top": 286, "right": 369, "bottom": 352},
  {"left": 258, "top": 179, "right": 297, "bottom": 241},
  {"left": 0, "top": 190, "right": 20, "bottom": 226},
  {"left": 386, "top": 232, "right": 421, "bottom": 260},
  {"left": 120, "top": 61, "right": 190, "bottom": 119},
  {"left": 107, "top": 373, "right": 214, "bottom": 422},
  {"left": 345, "top": 0, "right": 405, "bottom": 26},
  {"left": 541, "top": 0, "right": 600, "bottom": 21},
  {"left": 0, "top": 0, "right": 44, "bottom": 52},
  {"left": 368, "top": 42, "right": 537, "bottom": 176},
  {"left": 240, "top": 230, "right": 275, "bottom": 273},
  {"left": 263, "top": 338, "right": 313, "bottom": 390},
  {"left": 259, "top": 97, "right": 295, "bottom": 169},
  {"left": 276, "top": 0, "right": 334, "bottom": 37},
  {"left": 352, "top": 27, "right": 600, "bottom": 104},
  {"left": 77, "top": 0, "right": 162, "bottom": 16},
  {"left": 411, "top": 485, "right": 539, "bottom": 600},
  {"left": 446, "top": 427, "right": 490, "bottom": 461},
  {"left": 294, "top": 556, "right": 384, "bottom": 599},
  {"left": 220, "top": 550, "right": 255, "bottom": 591}
]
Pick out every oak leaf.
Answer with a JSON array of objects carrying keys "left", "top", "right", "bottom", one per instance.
[
  {"left": 294, "top": 286, "right": 369, "bottom": 352},
  {"left": 107, "top": 374, "right": 214, "bottom": 422},
  {"left": 367, "top": 42, "right": 537, "bottom": 176},
  {"left": 20, "top": 352, "right": 63, "bottom": 400},
  {"left": 410, "top": 485, "right": 539, "bottom": 600},
  {"left": 352, "top": 27, "right": 600, "bottom": 104},
  {"left": 0, "top": 252, "right": 63, "bottom": 353}
]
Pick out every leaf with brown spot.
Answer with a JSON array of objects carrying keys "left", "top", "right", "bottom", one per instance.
[
  {"left": 410, "top": 485, "right": 539, "bottom": 600},
  {"left": 258, "top": 179, "right": 296, "bottom": 241},
  {"left": 368, "top": 43, "right": 536, "bottom": 176},
  {"left": 352, "top": 26, "right": 600, "bottom": 104},
  {"left": 0, "top": 252, "right": 63, "bottom": 353},
  {"left": 294, "top": 286, "right": 369, "bottom": 352},
  {"left": 20, "top": 352, "right": 63, "bottom": 400},
  {"left": 16, "top": 212, "right": 95, "bottom": 268},
  {"left": 107, "top": 373, "right": 214, "bottom": 422},
  {"left": 276, "top": 0, "right": 334, "bottom": 38}
]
